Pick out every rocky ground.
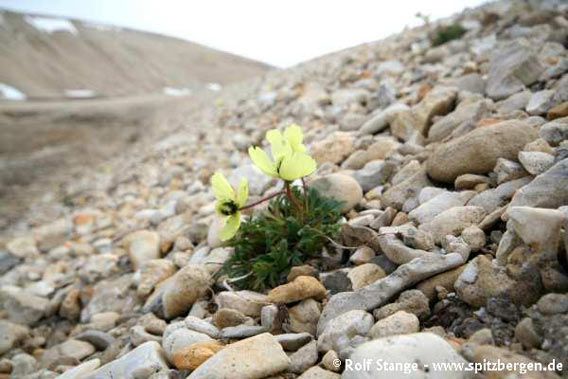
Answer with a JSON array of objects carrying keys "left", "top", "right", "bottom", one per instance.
[{"left": 1, "top": 0, "right": 568, "bottom": 378}]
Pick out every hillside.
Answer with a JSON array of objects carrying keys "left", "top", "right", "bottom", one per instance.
[
  {"left": 0, "top": 1, "right": 567, "bottom": 378},
  {"left": 0, "top": 9, "right": 271, "bottom": 99}
]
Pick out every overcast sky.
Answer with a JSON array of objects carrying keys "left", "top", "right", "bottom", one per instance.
[{"left": 0, "top": 0, "right": 487, "bottom": 67}]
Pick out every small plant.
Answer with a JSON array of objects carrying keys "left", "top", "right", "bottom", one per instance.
[
  {"left": 431, "top": 23, "right": 467, "bottom": 46},
  {"left": 211, "top": 124, "right": 343, "bottom": 291}
]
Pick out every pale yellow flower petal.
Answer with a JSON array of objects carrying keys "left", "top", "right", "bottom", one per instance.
[
  {"left": 236, "top": 178, "right": 249, "bottom": 207},
  {"left": 266, "top": 129, "right": 292, "bottom": 160},
  {"left": 284, "top": 124, "right": 306, "bottom": 153},
  {"left": 248, "top": 146, "right": 278, "bottom": 177},
  {"left": 220, "top": 213, "right": 241, "bottom": 241},
  {"left": 278, "top": 152, "right": 317, "bottom": 181},
  {"left": 211, "top": 172, "right": 235, "bottom": 201}
]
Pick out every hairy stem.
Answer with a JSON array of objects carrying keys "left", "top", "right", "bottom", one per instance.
[{"left": 239, "top": 190, "right": 285, "bottom": 211}]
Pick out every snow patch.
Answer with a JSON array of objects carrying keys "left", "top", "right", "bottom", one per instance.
[
  {"left": 24, "top": 16, "right": 77, "bottom": 34},
  {"left": 163, "top": 87, "right": 192, "bottom": 96},
  {"left": 0, "top": 83, "right": 27, "bottom": 101}
]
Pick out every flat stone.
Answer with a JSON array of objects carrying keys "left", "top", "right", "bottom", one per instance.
[
  {"left": 216, "top": 290, "right": 269, "bottom": 317},
  {"left": 317, "top": 310, "right": 373, "bottom": 357},
  {"left": 419, "top": 206, "right": 486, "bottom": 244},
  {"left": 85, "top": 341, "right": 168, "bottom": 379},
  {"left": 518, "top": 151, "right": 554, "bottom": 175},
  {"left": 267, "top": 276, "right": 327, "bottom": 304},
  {"left": 188, "top": 333, "right": 290, "bottom": 379},
  {"left": 0, "top": 285, "right": 50, "bottom": 325},
  {"left": 427, "top": 120, "right": 538, "bottom": 183},
  {"left": 509, "top": 159, "right": 568, "bottom": 209},
  {"left": 124, "top": 230, "right": 160, "bottom": 270},
  {"left": 368, "top": 310, "right": 419, "bottom": 339},
  {"left": 310, "top": 173, "right": 363, "bottom": 213}
]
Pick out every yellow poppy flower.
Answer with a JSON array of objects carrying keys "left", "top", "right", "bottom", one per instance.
[
  {"left": 211, "top": 172, "right": 248, "bottom": 241},
  {"left": 249, "top": 124, "right": 316, "bottom": 181}
]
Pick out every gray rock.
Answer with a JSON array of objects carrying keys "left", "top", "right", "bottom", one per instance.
[
  {"left": 275, "top": 332, "right": 313, "bottom": 351},
  {"left": 162, "top": 328, "right": 212, "bottom": 362},
  {"left": 317, "top": 310, "right": 373, "bottom": 357},
  {"left": 188, "top": 333, "right": 290, "bottom": 379},
  {"left": 382, "top": 167, "right": 431, "bottom": 210},
  {"left": 494, "top": 158, "right": 529, "bottom": 184},
  {"left": 57, "top": 359, "right": 101, "bottom": 379},
  {"left": 373, "top": 290, "right": 430, "bottom": 321},
  {"left": 229, "top": 164, "right": 272, "bottom": 196},
  {"left": 81, "top": 275, "right": 136, "bottom": 322},
  {"left": 409, "top": 190, "right": 475, "bottom": 225},
  {"left": 0, "top": 320, "right": 28, "bottom": 355},
  {"left": 216, "top": 290, "right": 269, "bottom": 317},
  {"left": 298, "top": 366, "right": 341, "bottom": 379},
  {"left": 352, "top": 160, "right": 394, "bottom": 192},
  {"left": 318, "top": 253, "right": 466, "bottom": 335},
  {"left": 0, "top": 285, "right": 50, "bottom": 325},
  {"left": 143, "top": 264, "right": 212, "bottom": 320},
  {"left": 124, "top": 230, "right": 160, "bottom": 270},
  {"left": 343, "top": 333, "right": 473, "bottom": 379},
  {"left": 220, "top": 325, "right": 267, "bottom": 339},
  {"left": 75, "top": 330, "right": 115, "bottom": 350},
  {"left": 539, "top": 117, "right": 568, "bottom": 146},
  {"left": 509, "top": 158, "right": 568, "bottom": 209},
  {"left": 486, "top": 40, "right": 544, "bottom": 100},
  {"left": 526, "top": 89, "right": 555, "bottom": 115},
  {"left": 359, "top": 103, "right": 409, "bottom": 135},
  {"left": 419, "top": 206, "right": 486, "bottom": 244},
  {"left": 289, "top": 340, "right": 318, "bottom": 374},
  {"left": 518, "top": 151, "right": 554, "bottom": 175},
  {"left": 427, "top": 120, "right": 538, "bottom": 183},
  {"left": 468, "top": 177, "right": 532, "bottom": 213},
  {"left": 428, "top": 98, "right": 489, "bottom": 142},
  {"left": 85, "top": 341, "right": 168, "bottom": 379},
  {"left": 184, "top": 316, "right": 220, "bottom": 338}
]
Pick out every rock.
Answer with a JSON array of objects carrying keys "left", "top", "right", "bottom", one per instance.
[
  {"left": 331, "top": 88, "right": 369, "bottom": 108},
  {"left": 60, "top": 288, "right": 81, "bottom": 321},
  {"left": 317, "top": 310, "right": 374, "bottom": 357},
  {"left": 310, "top": 174, "right": 363, "bottom": 213},
  {"left": 163, "top": 328, "right": 213, "bottom": 362},
  {"left": 188, "top": 333, "right": 290, "bottom": 379},
  {"left": 508, "top": 206, "right": 564, "bottom": 259},
  {"left": 11, "top": 353, "right": 37, "bottom": 377},
  {"left": 137, "top": 259, "right": 176, "bottom": 298},
  {"left": 289, "top": 340, "right": 318, "bottom": 373},
  {"left": 460, "top": 226, "right": 486, "bottom": 252},
  {"left": 494, "top": 158, "right": 528, "bottom": 184},
  {"left": 130, "top": 325, "right": 162, "bottom": 347},
  {"left": 219, "top": 325, "right": 266, "bottom": 339},
  {"left": 6, "top": 236, "right": 39, "bottom": 258},
  {"left": 412, "top": 86, "right": 457, "bottom": 136},
  {"left": 288, "top": 265, "right": 318, "bottom": 282},
  {"left": 518, "top": 151, "right": 555, "bottom": 175},
  {"left": 347, "top": 263, "right": 386, "bottom": 290},
  {"left": 427, "top": 120, "right": 538, "bottom": 183},
  {"left": 469, "top": 177, "right": 531, "bottom": 214},
  {"left": 419, "top": 206, "right": 486, "bottom": 244},
  {"left": 536, "top": 293, "right": 568, "bottom": 315},
  {"left": 322, "top": 350, "right": 341, "bottom": 372},
  {"left": 486, "top": 40, "right": 544, "bottom": 100},
  {"left": 382, "top": 167, "right": 431, "bottom": 210},
  {"left": 311, "top": 132, "right": 354, "bottom": 164},
  {"left": 416, "top": 265, "right": 465, "bottom": 301},
  {"left": 57, "top": 359, "right": 101, "bottom": 379},
  {"left": 0, "top": 251, "right": 20, "bottom": 275},
  {"left": 548, "top": 102, "right": 568, "bottom": 120},
  {"left": 455, "top": 255, "right": 542, "bottom": 307},
  {"left": 377, "top": 232, "right": 428, "bottom": 265},
  {"left": 212, "top": 308, "right": 249, "bottom": 329},
  {"left": 526, "top": 89, "right": 555, "bottom": 115},
  {"left": 267, "top": 276, "right": 327, "bottom": 304},
  {"left": 373, "top": 290, "right": 430, "bottom": 320},
  {"left": 454, "top": 174, "right": 490, "bottom": 190},
  {"left": 409, "top": 191, "right": 476, "bottom": 225},
  {"left": 289, "top": 299, "right": 322, "bottom": 335},
  {"left": 184, "top": 316, "right": 220, "bottom": 338},
  {"left": 344, "top": 333, "right": 472, "bottom": 379},
  {"left": 0, "top": 320, "right": 28, "bottom": 355},
  {"left": 216, "top": 290, "right": 269, "bottom": 317},
  {"left": 318, "top": 253, "right": 466, "bottom": 333},
  {"left": 352, "top": 160, "right": 394, "bottom": 192},
  {"left": 172, "top": 341, "right": 224, "bottom": 370},
  {"left": 509, "top": 159, "right": 568, "bottom": 209},
  {"left": 539, "top": 117, "right": 568, "bottom": 146},
  {"left": 41, "top": 339, "right": 96, "bottom": 368},
  {"left": 85, "top": 341, "right": 168, "bottom": 379},
  {"left": 369, "top": 310, "right": 419, "bottom": 339},
  {"left": 229, "top": 164, "right": 272, "bottom": 196},
  {"left": 497, "top": 91, "right": 531, "bottom": 113},
  {"left": 298, "top": 366, "right": 341, "bottom": 379},
  {"left": 0, "top": 285, "right": 50, "bottom": 325},
  {"left": 75, "top": 330, "right": 115, "bottom": 350},
  {"left": 81, "top": 275, "right": 136, "bottom": 322},
  {"left": 359, "top": 103, "right": 409, "bottom": 135},
  {"left": 275, "top": 332, "right": 313, "bottom": 351},
  {"left": 339, "top": 112, "right": 366, "bottom": 131},
  {"left": 124, "top": 230, "right": 161, "bottom": 270},
  {"left": 515, "top": 317, "right": 542, "bottom": 349},
  {"left": 143, "top": 264, "right": 212, "bottom": 319},
  {"left": 349, "top": 246, "right": 375, "bottom": 265},
  {"left": 34, "top": 218, "right": 71, "bottom": 251}
]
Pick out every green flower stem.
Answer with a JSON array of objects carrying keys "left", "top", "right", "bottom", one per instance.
[{"left": 239, "top": 190, "right": 285, "bottom": 211}]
